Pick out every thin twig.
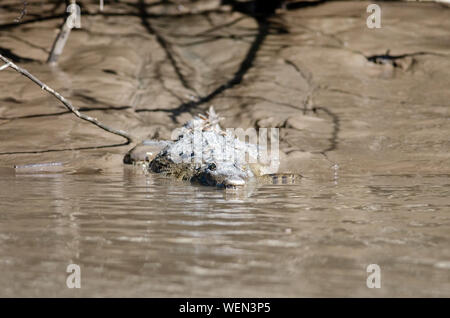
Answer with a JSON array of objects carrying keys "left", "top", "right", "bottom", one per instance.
[{"left": 0, "top": 54, "right": 133, "bottom": 144}]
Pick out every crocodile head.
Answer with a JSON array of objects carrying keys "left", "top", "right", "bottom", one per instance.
[
  {"left": 148, "top": 106, "right": 258, "bottom": 187},
  {"left": 141, "top": 106, "right": 300, "bottom": 187}
]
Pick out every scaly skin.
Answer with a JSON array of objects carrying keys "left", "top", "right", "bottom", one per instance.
[{"left": 125, "top": 107, "right": 301, "bottom": 188}]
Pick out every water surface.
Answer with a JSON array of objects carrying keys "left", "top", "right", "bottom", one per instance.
[{"left": 0, "top": 168, "right": 448, "bottom": 297}]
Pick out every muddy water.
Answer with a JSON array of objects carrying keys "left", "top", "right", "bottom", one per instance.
[
  {"left": 0, "top": 1, "right": 449, "bottom": 297},
  {"left": 0, "top": 169, "right": 449, "bottom": 297}
]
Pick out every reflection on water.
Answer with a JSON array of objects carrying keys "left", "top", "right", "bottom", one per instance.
[{"left": 0, "top": 167, "right": 448, "bottom": 297}]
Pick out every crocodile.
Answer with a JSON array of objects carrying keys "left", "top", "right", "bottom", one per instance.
[{"left": 124, "top": 107, "right": 301, "bottom": 188}]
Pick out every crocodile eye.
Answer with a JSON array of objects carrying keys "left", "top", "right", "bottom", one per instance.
[{"left": 208, "top": 163, "right": 216, "bottom": 171}]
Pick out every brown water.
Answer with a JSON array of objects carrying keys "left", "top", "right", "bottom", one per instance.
[
  {"left": 1, "top": 168, "right": 449, "bottom": 297},
  {"left": 0, "top": 167, "right": 449, "bottom": 297},
  {"left": 0, "top": 0, "right": 449, "bottom": 297}
]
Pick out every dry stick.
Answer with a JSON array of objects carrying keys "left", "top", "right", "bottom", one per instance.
[
  {"left": 0, "top": 54, "right": 133, "bottom": 144},
  {"left": 47, "top": 15, "right": 72, "bottom": 64},
  {"left": 47, "top": 0, "right": 78, "bottom": 64}
]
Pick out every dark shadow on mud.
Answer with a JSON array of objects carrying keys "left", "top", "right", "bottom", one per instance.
[
  {"left": 137, "top": 0, "right": 194, "bottom": 92},
  {"left": 0, "top": 47, "right": 35, "bottom": 63},
  {"left": 222, "top": 0, "right": 328, "bottom": 16},
  {"left": 139, "top": 20, "right": 269, "bottom": 120},
  {"left": 0, "top": 0, "right": 339, "bottom": 155},
  {"left": 312, "top": 106, "right": 340, "bottom": 153},
  {"left": 136, "top": 0, "right": 278, "bottom": 120},
  {"left": 135, "top": 0, "right": 341, "bottom": 153}
]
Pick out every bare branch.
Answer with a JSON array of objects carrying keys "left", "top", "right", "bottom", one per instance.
[
  {"left": 0, "top": 54, "right": 133, "bottom": 144},
  {"left": 47, "top": 16, "right": 73, "bottom": 64},
  {"left": 47, "top": 0, "right": 80, "bottom": 64}
]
